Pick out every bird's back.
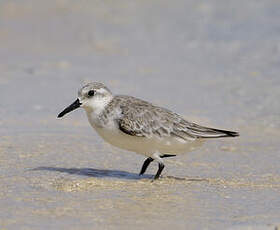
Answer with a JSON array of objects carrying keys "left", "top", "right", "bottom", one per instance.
[{"left": 101, "top": 95, "right": 239, "bottom": 141}]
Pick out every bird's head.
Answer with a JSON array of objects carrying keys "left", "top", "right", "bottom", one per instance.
[{"left": 58, "top": 82, "right": 113, "bottom": 118}]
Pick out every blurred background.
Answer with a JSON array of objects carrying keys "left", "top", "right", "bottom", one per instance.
[{"left": 1, "top": 0, "right": 280, "bottom": 229}]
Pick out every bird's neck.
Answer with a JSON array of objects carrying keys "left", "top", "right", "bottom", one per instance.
[{"left": 85, "top": 96, "right": 113, "bottom": 128}]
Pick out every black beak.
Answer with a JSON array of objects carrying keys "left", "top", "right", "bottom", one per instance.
[{"left": 57, "top": 98, "right": 81, "bottom": 118}]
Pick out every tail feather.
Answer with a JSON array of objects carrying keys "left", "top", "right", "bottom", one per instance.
[
  {"left": 185, "top": 123, "right": 240, "bottom": 138},
  {"left": 208, "top": 128, "right": 239, "bottom": 138}
]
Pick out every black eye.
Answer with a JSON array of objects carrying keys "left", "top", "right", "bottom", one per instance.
[{"left": 88, "top": 90, "right": 95, "bottom": 97}]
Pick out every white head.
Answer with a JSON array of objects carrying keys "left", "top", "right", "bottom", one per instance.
[{"left": 58, "top": 82, "right": 113, "bottom": 118}]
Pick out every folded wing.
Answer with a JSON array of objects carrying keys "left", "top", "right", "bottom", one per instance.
[{"left": 116, "top": 96, "right": 239, "bottom": 140}]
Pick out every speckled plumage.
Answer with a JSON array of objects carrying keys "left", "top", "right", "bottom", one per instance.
[{"left": 99, "top": 95, "right": 237, "bottom": 140}]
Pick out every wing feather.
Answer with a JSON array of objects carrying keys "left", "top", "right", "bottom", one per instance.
[{"left": 115, "top": 95, "right": 239, "bottom": 139}]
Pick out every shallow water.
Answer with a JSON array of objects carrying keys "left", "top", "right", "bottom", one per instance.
[{"left": 1, "top": 0, "right": 280, "bottom": 229}]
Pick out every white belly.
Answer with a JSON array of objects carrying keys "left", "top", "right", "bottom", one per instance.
[{"left": 92, "top": 123, "right": 205, "bottom": 157}]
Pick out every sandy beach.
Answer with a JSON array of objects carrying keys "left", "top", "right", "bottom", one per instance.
[{"left": 1, "top": 0, "right": 280, "bottom": 229}]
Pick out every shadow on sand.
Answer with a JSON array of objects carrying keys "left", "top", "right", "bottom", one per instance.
[{"left": 32, "top": 167, "right": 153, "bottom": 180}]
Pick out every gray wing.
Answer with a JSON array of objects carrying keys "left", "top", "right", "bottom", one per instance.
[
  {"left": 117, "top": 96, "right": 239, "bottom": 140},
  {"left": 118, "top": 101, "right": 187, "bottom": 138}
]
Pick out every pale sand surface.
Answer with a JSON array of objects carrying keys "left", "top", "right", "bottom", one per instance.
[{"left": 1, "top": 1, "right": 280, "bottom": 229}]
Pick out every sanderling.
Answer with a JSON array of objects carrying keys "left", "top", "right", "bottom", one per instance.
[{"left": 58, "top": 82, "right": 239, "bottom": 180}]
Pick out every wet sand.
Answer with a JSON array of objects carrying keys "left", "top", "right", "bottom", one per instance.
[{"left": 1, "top": 0, "right": 280, "bottom": 229}]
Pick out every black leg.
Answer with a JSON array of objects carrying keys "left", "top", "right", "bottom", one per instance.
[
  {"left": 139, "top": 157, "right": 154, "bottom": 176},
  {"left": 153, "top": 162, "right": 165, "bottom": 180}
]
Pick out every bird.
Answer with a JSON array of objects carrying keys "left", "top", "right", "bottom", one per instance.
[{"left": 58, "top": 82, "right": 239, "bottom": 180}]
